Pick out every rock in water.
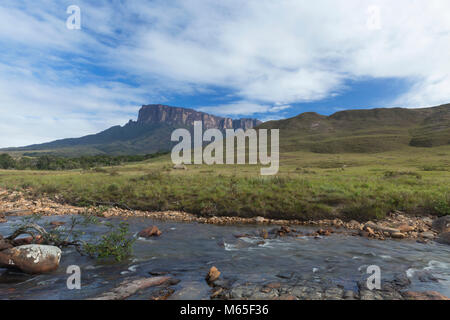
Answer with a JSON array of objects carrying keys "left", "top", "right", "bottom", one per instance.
[
  {"left": 403, "top": 291, "right": 449, "bottom": 300},
  {"left": 138, "top": 226, "right": 162, "bottom": 238},
  {"left": 91, "top": 276, "right": 172, "bottom": 300},
  {"left": 206, "top": 266, "right": 221, "bottom": 283},
  {"left": 0, "top": 245, "right": 61, "bottom": 274},
  {"left": 50, "top": 221, "right": 66, "bottom": 227}
]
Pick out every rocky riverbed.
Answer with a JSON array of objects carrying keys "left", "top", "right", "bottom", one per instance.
[
  {"left": 1, "top": 188, "right": 449, "bottom": 244},
  {"left": 0, "top": 215, "right": 449, "bottom": 300},
  {"left": 0, "top": 188, "right": 449, "bottom": 300}
]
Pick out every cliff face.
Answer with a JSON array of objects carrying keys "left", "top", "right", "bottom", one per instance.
[{"left": 137, "top": 104, "right": 262, "bottom": 131}]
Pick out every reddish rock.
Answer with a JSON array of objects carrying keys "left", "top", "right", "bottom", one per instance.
[
  {"left": 260, "top": 287, "right": 272, "bottom": 293},
  {"left": 12, "top": 235, "right": 43, "bottom": 246},
  {"left": 398, "top": 224, "right": 415, "bottom": 233},
  {"left": 365, "top": 222, "right": 400, "bottom": 235},
  {"left": 279, "top": 226, "right": 291, "bottom": 234},
  {"left": 206, "top": 266, "right": 221, "bottom": 283},
  {"left": 265, "top": 282, "right": 282, "bottom": 289},
  {"left": 317, "top": 228, "right": 333, "bottom": 236},
  {"left": 276, "top": 295, "right": 297, "bottom": 300},
  {"left": 0, "top": 245, "right": 61, "bottom": 274},
  {"left": 50, "top": 221, "right": 66, "bottom": 227},
  {"left": 365, "top": 227, "right": 375, "bottom": 236},
  {"left": 138, "top": 226, "right": 162, "bottom": 238},
  {"left": 404, "top": 291, "right": 449, "bottom": 300}
]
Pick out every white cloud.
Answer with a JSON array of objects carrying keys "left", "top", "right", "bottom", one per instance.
[
  {"left": 107, "top": 0, "right": 450, "bottom": 109},
  {"left": 0, "top": 61, "right": 149, "bottom": 147},
  {"left": 393, "top": 74, "right": 450, "bottom": 108},
  {"left": 198, "top": 102, "right": 291, "bottom": 117},
  {"left": 0, "top": 0, "right": 449, "bottom": 147}
]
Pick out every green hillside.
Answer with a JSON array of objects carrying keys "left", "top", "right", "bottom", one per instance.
[
  {"left": 259, "top": 104, "right": 450, "bottom": 153},
  {"left": 4, "top": 122, "right": 184, "bottom": 156}
]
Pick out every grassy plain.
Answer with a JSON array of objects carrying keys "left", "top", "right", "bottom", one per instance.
[{"left": 0, "top": 146, "right": 449, "bottom": 222}]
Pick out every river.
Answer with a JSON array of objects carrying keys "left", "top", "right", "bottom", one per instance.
[{"left": 0, "top": 216, "right": 449, "bottom": 299}]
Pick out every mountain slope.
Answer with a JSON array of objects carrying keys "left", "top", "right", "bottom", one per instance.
[
  {"left": 4, "top": 105, "right": 262, "bottom": 156},
  {"left": 259, "top": 103, "right": 450, "bottom": 153},
  {"left": 4, "top": 103, "right": 450, "bottom": 156}
]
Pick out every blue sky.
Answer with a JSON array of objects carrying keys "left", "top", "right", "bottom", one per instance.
[{"left": 0, "top": 0, "right": 449, "bottom": 147}]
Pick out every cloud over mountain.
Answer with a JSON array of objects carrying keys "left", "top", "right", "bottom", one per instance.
[{"left": 0, "top": 0, "right": 449, "bottom": 147}]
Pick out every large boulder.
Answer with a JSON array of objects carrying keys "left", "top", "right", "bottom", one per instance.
[
  {"left": 432, "top": 216, "right": 450, "bottom": 234},
  {"left": 0, "top": 245, "right": 61, "bottom": 274}
]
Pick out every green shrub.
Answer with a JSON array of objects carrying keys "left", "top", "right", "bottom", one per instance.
[{"left": 83, "top": 221, "right": 135, "bottom": 262}]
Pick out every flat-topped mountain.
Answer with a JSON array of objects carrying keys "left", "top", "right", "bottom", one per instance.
[
  {"left": 137, "top": 104, "right": 261, "bottom": 131},
  {"left": 4, "top": 105, "right": 262, "bottom": 156}
]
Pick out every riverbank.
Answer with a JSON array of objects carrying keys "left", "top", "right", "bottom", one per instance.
[{"left": 1, "top": 188, "right": 449, "bottom": 243}]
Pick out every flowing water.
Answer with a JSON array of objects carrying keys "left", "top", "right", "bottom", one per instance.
[{"left": 0, "top": 216, "right": 449, "bottom": 299}]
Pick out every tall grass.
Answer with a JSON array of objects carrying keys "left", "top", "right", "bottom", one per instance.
[{"left": 0, "top": 147, "right": 449, "bottom": 221}]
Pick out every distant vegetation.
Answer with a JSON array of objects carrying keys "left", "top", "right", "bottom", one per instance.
[{"left": 0, "top": 152, "right": 168, "bottom": 171}]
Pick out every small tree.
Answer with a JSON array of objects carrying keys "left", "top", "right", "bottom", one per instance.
[{"left": 0, "top": 154, "right": 16, "bottom": 169}]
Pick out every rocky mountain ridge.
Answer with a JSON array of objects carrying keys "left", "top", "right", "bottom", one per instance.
[{"left": 135, "top": 104, "right": 262, "bottom": 131}]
